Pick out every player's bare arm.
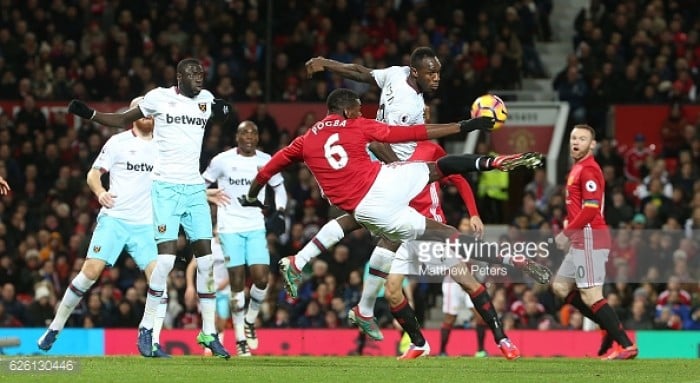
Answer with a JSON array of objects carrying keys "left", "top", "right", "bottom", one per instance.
[
  {"left": 86, "top": 167, "right": 115, "bottom": 208},
  {"left": 305, "top": 56, "right": 375, "bottom": 84},
  {"left": 368, "top": 142, "right": 400, "bottom": 163},
  {"left": 68, "top": 100, "right": 145, "bottom": 127}
]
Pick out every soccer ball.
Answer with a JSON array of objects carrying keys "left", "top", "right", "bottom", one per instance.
[{"left": 470, "top": 94, "right": 507, "bottom": 130}]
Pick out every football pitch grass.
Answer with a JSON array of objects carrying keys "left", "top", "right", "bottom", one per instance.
[{"left": 2, "top": 356, "right": 700, "bottom": 383}]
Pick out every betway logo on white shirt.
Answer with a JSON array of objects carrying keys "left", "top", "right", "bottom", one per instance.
[
  {"left": 139, "top": 87, "right": 214, "bottom": 184},
  {"left": 165, "top": 114, "right": 208, "bottom": 126},
  {"left": 92, "top": 130, "right": 155, "bottom": 224},
  {"left": 202, "top": 148, "right": 284, "bottom": 233}
]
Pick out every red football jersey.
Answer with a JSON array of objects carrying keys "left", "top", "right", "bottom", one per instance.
[
  {"left": 407, "top": 141, "right": 479, "bottom": 222},
  {"left": 564, "top": 154, "right": 611, "bottom": 249},
  {"left": 256, "top": 114, "right": 428, "bottom": 212}
]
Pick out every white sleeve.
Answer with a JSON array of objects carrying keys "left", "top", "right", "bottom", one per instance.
[
  {"left": 272, "top": 183, "right": 288, "bottom": 212},
  {"left": 92, "top": 138, "right": 114, "bottom": 172},
  {"left": 139, "top": 88, "right": 160, "bottom": 117},
  {"left": 371, "top": 67, "right": 391, "bottom": 88},
  {"left": 201, "top": 155, "right": 220, "bottom": 185}
]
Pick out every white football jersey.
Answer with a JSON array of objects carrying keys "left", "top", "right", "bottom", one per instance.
[
  {"left": 202, "top": 149, "right": 284, "bottom": 233},
  {"left": 92, "top": 130, "right": 155, "bottom": 224},
  {"left": 139, "top": 87, "right": 214, "bottom": 184},
  {"left": 371, "top": 66, "right": 426, "bottom": 160}
]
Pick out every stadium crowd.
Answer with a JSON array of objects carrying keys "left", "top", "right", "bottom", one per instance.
[{"left": 0, "top": 0, "right": 700, "bottom": 341}]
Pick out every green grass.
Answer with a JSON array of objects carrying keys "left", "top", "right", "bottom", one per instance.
[{"left": 2, "top": 356, "right": 699, "bottom": 383}]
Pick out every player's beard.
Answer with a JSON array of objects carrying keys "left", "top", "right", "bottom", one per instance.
[{"left": 134, "top": 118, "right": 154, "bottom": 135}]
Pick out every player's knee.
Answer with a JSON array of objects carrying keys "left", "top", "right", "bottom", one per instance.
[
  {"left": 337, "top": 214, "right": 361, "bottom": 233},
  {"left": 384, "top": 279, "right": 403, "bottom": 304},
  {"left": 252, "top": 274, "right": 268, "bottom": 288},
  {"left": 157, "top": 241, "right": 177, "bottom": 255},
  {"left": 551, "top": 280, "right": 572, "bottom": 298},
  {"left": 144, "top": 261, "right": 157, "bottom": 282},
  {"left": 191, "top": 239, "right": 212, "bottom": 257},
  {"left": 82, "top": 259, "right": 105, "bottom": 280},
  {"left": 579, "top": 286, "right": 604, "bottom": 306}
]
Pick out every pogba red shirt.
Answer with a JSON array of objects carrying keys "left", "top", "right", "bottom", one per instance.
[
  {"left": 563, "top": 154, "right": 611, "bottom": 249},
  {"left": 255, "top": 114, "right": 428, "bottom": 212},
  {"left": 407, "top": 141, "right": 479, "bottom": 222}
]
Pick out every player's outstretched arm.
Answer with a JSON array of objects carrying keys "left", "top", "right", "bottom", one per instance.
[
  {"left": 242, "top": 136, "right": 305, "bottom": 205},
  {"left": 370, "top": 117, "right": 494, "bottom": 144},
  {"left": 68, "top": 99, "right": 145, "bottom": 128},
  {"left": 305, "top": 56, "right": 375, "bottom": 84}
]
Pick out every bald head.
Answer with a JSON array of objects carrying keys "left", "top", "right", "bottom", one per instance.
[{"left": 236, "top": 120, "right": 259, "bottom": 156}]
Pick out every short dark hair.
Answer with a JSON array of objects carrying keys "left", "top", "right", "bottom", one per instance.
[
  {"left": 410, "top": 47, "right": 437, "bottom": 68},
  {"left": 573, "top": 124, "right": 596, "bottom": 140},
  {"left": 176, "top": 58, "right": 201, "bottom": 74},
  {"left": 326, "top": 88, "right": 359, "bottom": 112}
]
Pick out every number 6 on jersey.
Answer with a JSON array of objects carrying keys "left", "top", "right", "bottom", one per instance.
[{"left": 324, "top": 133, "right": 348, "bottom": 169}]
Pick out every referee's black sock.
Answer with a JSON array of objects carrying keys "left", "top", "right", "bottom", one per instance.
[
  {"left": 390, "top": 298, "right": 426, "bottom": 347},
  {"left": 591, "top": 299, "right": 633, "bottom": 348},
  {"left": 469, "top": 285, "right": 506, "bottom": 343}
]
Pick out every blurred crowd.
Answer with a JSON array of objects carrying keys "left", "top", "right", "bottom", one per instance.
[
  {"left": 1, "top": 0, "right": 700, "bottom": 339},
  {"left": 555, "top": 0, "right": 700, "bottom": 138}
]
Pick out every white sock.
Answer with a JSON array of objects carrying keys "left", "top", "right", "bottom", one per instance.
[
  {"left": 295, "top": 219, "right": 344, "bottom": 270},
  {"left": 358, "top": 247, "right": 394, "bottom": 317},
  {"left": 49, "top": 272, "right": 95, "bottom": 331},
  {"left": 502, "top": 255, "right": 513, "bottom": 266},
  {"left": 196, "top": 254, "right": 216, "bottom": 334},
  {"left": 152, "top": 290, "right": 168, "bottom": 346},
  {"left": 140, "top": 254, "right": 175, "bottom": 330},
  {"left": 230, "top": 291, "right": 246, "bottom": 341},
  {"left": 245, "top": 284, "right": 268, "bottom": 324}
]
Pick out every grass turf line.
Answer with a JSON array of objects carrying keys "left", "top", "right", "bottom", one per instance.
[{"left": 1, "top": 356, "right": 699, "bottom": 383}]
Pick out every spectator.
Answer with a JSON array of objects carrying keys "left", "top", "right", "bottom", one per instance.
[
  {"left": 624, "top": 299, "right": 654, "bottom": 330},
  {"left": 0, "top": 283, "right": 25, "bottom": 324},
  {"left": 296, "top": 300, "right": 324, "bottom": 328},
  {"left": 555, "top": 66, "right": 588, "bottom": 124},
  {"left": 25, "top": 284, "right": 54, "bottom": 327},
  {"left": 623, "top": 134, "right": 654, "bottom": 183},
  {"left": 0, "top": 302, "right": 22, "bottom": 327},
  {"left": 524, "top": 168, "right": 556, "bottom": 213},
  {"left": 661, "top": 103, "right": 689, "bottom": 158},
  {"left": 267, "top": 307, "right": 291, "bottom": 328}
]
